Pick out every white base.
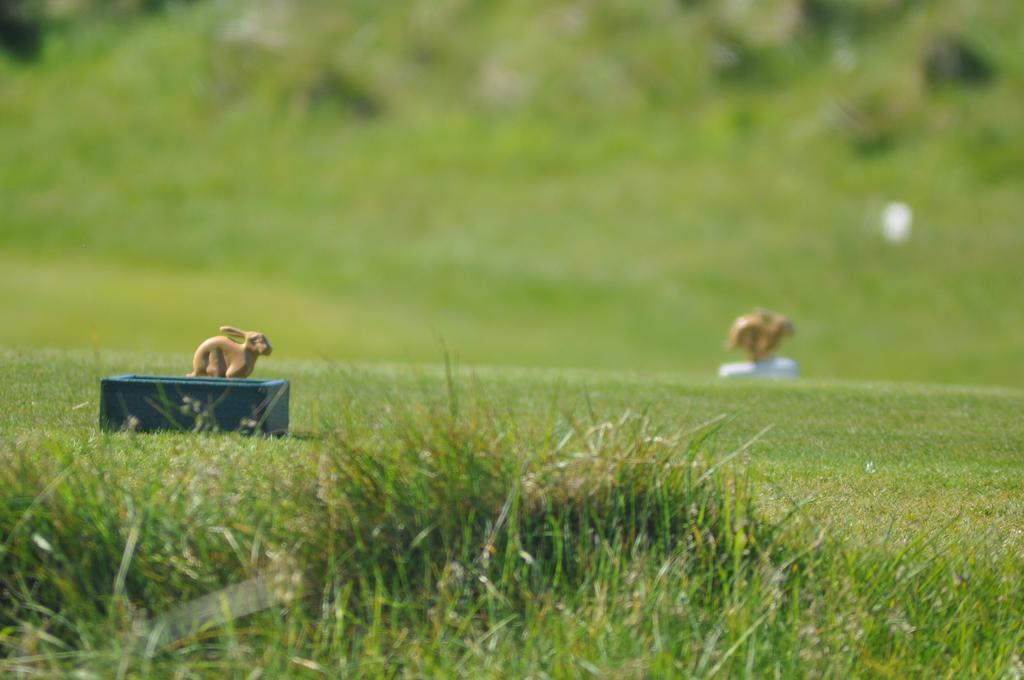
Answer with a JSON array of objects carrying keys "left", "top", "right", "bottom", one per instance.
[{"left": 719, "top": 358, "right": 799, "bottom": 379}]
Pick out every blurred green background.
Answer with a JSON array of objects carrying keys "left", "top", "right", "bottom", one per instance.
[{"left": 2, "top": 0, "right": 1021, "bottom": 385}]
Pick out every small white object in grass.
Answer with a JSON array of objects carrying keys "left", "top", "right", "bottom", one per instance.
[
  {"left": 881, "top": 201, "right": 913, "bottom": 243},
  {"left": 865, "top": 461, "right": 877, "bottom": 474}
]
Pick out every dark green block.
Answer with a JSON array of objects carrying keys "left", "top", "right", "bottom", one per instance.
[{"left": 100, "top": 375, "right": 289, "bottom": 435}]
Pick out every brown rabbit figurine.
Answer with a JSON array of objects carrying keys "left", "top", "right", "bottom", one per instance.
[
  {"left": 188, "top": 326, "right": 273, "bottom": 378},
  {"left": 726, "top": 310, "right": 794, "bottom": 363}
]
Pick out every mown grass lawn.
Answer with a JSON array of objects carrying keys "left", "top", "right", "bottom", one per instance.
[
  {"left": 3, "top": 0, "right": 1023, "bottom": 386},
  {"left": 2, "top": 350, "right": 1022, "bottom": 676}
]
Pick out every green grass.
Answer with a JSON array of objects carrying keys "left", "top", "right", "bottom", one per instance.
[
  {"left": 3, "top": 2, "right": 1024, "bottom": 674},
  {"left": 1, "top": 0, "right": 1023, "bottom": 385},
  {"left": 2, "top": 350, "right": 1023, "bottom": 675}
]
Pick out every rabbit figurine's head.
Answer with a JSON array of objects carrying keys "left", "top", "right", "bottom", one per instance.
[{"left": 221, "top": 326, "right": 273, "bottom": 356}]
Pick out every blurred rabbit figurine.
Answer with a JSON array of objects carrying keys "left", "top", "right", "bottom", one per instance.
[
  {"left": 726, "top": 310, "right": 794, "bottom": 363},
  {"left": 188, "top": 326, "right": 273, "bottom": 378}
]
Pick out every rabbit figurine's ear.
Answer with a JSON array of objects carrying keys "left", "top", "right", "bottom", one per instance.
[{"left": 220, "top": 326, "right": 246, "bottom": 340}]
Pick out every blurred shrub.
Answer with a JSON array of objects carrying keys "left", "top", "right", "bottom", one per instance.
[
  {"left": 51, "top": 0, "right": 202, "bottom": 17},
  {"left": 826, "top": 73, "right": 924, "bottom": 155},
  {"left": 828, "top": 95, "right": 898, "bottom": 154},
  {"left": 713, "top": 0, "right": 803, "bottom": 49},
  {"left": 15, "top": 0, "right": 1002, "bottom": 128},
  {"left": 210, "top": 1, "right": 386, "bottom": 117},
  {"left": 209, "top": 0, "right": 706, "bottom": 118},
  {"left": 0, "top": 0, "right": 44, "bottom": 59},
  {"left": 800, "top": 0, "right": 909, "bottom": 35},
  {"left": 922, "top": 35, "right": 993, "bottom": 88},
  {"left": 301, "top": 67, "right": 381, "bottom": 117},
  {"left": 2, "top": 0, "right": 209, "bottom": 59}
]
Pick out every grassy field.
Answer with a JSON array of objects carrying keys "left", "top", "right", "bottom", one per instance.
[
  {"left": 2, "top": 350, "right": 1023, "bottom": 675},
  {"left": 3, "top": 1, "right": 1024, "bottom": 675},
  {"left": 2, "top": 0, "right": 1023, "bottom": 385}
]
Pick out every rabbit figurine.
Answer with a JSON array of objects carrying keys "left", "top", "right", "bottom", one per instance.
[
  {"left": 726, "top": 310, "right": 794, "bottom": 363},
  {"left": 188, "top": 326, "right": 273, "bottom": 379}
]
